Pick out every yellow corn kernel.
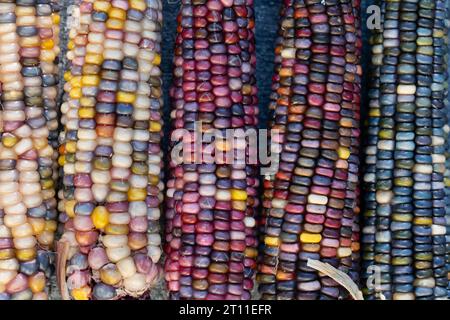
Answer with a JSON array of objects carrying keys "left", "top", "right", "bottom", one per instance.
[
  {"left": 149, "top": 121, "right": 162, "bottom": 132},
  {"left": 414, "top": 217, "right": 432, "bottom": 225},
  {"left": 148, "top": 174, "right": 160, "bottom": 186},
  {"left": 29, "top": 272, "right": 46, "bottom": 293},
  {"left": 65, "top": 141, "right": 77, "bottom": 154},
  {"left": 337, "top": 147, "right": 350, "bottom": 160},
  {"left": 2, "top": 135, "right": 17, "bottom": 148},
  {"left": 80, "top": 98, "right": 96, "bottom": 108},
  {"left": 52, "top": 13, "right": 60, "bottom": 24},
  {"left": 70, "top": 76, "right": 82, "bottom": 87},
  {"left": 41, "top": 179, "right": 54, "bottom": 191},
  {"left": 20, "top": 36, "right": 40, "bottom": 47},
  {"left": 79, "top": 107, "right": 95, "bottom": 119},
  {"left": 58, "top": 155, "right": 66, "bottom": 166},
  {"left": 368, "top": 108, "right": 380, "bottom": 118},
  {"left": 445, "top": 177, "right": 450, "bottom": 187},
  {"left": 106, "top": 18, "right": 124, "bottom": 30},
  {"left": 130, "top": 0, "right": 146, "bottom": 11},
  {"left": 69, "top": 88, "right": 82, "bottom": 99},
  {"left": 300, "top": 233, "right": 322, "bottom": 244},
  {"left": 93, "top": 1, "right": 111, "bottom": 12},
  {"left": 65, "top": 200, "right": 77, "bottom": 218},
  {"left": 67, "top": 40, "right": 75, "bottom": 50},
  {"left": 100, "top": 267, "right": 122, "bottom": 285},
  {"left": 152, "top": 54, "right": 161, "bottom": 66},
  {"left": 117, "top": 91, "right": 136, "bottom": 103},
  {"left": 64, "top": 70, "right": 73, "bottom": 81},
  {"left": 44, "top": 221, "right": 57, "bottom": 233},
  {"left": 71, "top": 286, "right": 91, "bottom": 300},
  {"left": 128, "top": 188, "right": 147, "bottom": 201},
  {"left": 29, "top": 218, "right": 45, "bottom": 235},
  {"left": 264, "top": 237, "right": 280, "bottom": 247},
  {"left": 69, "top": 76, "right": 81, "bottom": 90},
  {"left": 82, "top": 75, "right": 100, "bottom": 87},
  {"left": 85, "top": 53, "right": 103, "bottom": 65},
  {"left": 41, "top": 39, "right": 54, "bottom": 50},
  {"left": 16, "top": 249, "right": 36, "bottom": 261},
  {"left": 92, "top": 206, "right": 109, "bottom": 230},
  {"left": 0, "top": 249, "right": 15, "bottom": 260},
  {"left": 231, "top": 189, "right": 247, "bottom": 201},
  {"left": 109, "top": 8, "right": 126, "bottom": 20}
]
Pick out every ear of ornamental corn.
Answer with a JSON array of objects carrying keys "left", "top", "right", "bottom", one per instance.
[
  {"left": 362, "top": 0, "right": 449, "bottom": 300},
  {"left": 257, "top": 0, "right": 362, "bottom": 300},
  {"left": 58, "top": 0, "right": 163, "bottom": 300},
  {"left": 165, "top": 0, "right": 259, "bottom": 300},
  {"left": 0, "top": 0, "right": 60, "bottom": 300},
  {"left": 446, "top": 0, "right": 450, "bottom": 299}
]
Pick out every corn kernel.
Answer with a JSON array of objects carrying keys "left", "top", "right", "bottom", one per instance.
[
  {"left": 82, "top": 75, "right": 100, "bottom": 86},
  {"left": 92, "top": 206, "right": 110, "bottom": 230},
  {"left": 128, "top": 188, "right": 147, "bottom": 201},
  {"left": 93, "top": 1, "right": 111, "bottom": 12},
  {"left": 231, "top": 189, "right": 247, "bottom": 201},
  {"left": 117, "top": 91, "right": 136, "bottom": 103},
  {"left": 65, "top": 200, "right": 77, "bottom": 218},
  {"left": 130, "top": 0, "right": 146, "bottom": 11},
  {"left": 300, "top": 233, "right": 322, "bottom": 244},
  {"left": 16, "top": 249, "right": 37, "bottom": 261},
  {"left": 79, "top": 108, "right": 95, "bottom": 119},
  {"left": 85, "top": 53, "right": 103, "bottom": 65},
  {"left": 106, "top": 18, "right": 124, "bottom": 30},
  {"left": 337, "top": 147, "right": 350, "bottom": 160},
  {"left": 109, "top": 8, "right": 126, "bottom": 20},
  {"left": 264, "top": 237, "right": 280, "bottom": 246},
  {"left": 71, "top": 286, "right": 91, "bottom": 300}
]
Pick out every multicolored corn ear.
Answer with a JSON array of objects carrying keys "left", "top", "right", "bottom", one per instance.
[
  {"left": 165, "top": 0, "right": 259, "bottom": 300},
  {"left": 57, "top": 0, "right": 164, "bottom": 300},
  {"left": 0, "top": 0, "right": 61, "bottom": 300},
  {"left": 362, "top": 0, "right": 449, "bottom": 300},
  {"left": 446, "top": 0, "right": 450, "bottom": 299},
  {"left": 257, "top": 0, "right": 362, "bottom": 300}
]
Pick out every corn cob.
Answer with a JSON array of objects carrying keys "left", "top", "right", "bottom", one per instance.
[
  {"left": 165, "top": 0, "right": 259, "bottom": 300},
  {"left": 362, "top": 0, "right": 449, "bottom": 300},
  {"left": 446, "top": 0, "right": 450, "bottom": 298},
  {"left": 360, "top": 0, "right": 383, "bottom": 300},
  {"left": 0, "top": 0, "right": 60, "bottom": 300},
  {"left": 58, "top": 0, "right": 163, "bottom": 300},
  {"left": 257, "top": 0, "right": 362, "bottom": 300},
  {"left": 345, "top": 0, "right": 361, "bottom": 292},
  {"left": 431, "top": 0, "right": 448, "bottom": 300}
]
